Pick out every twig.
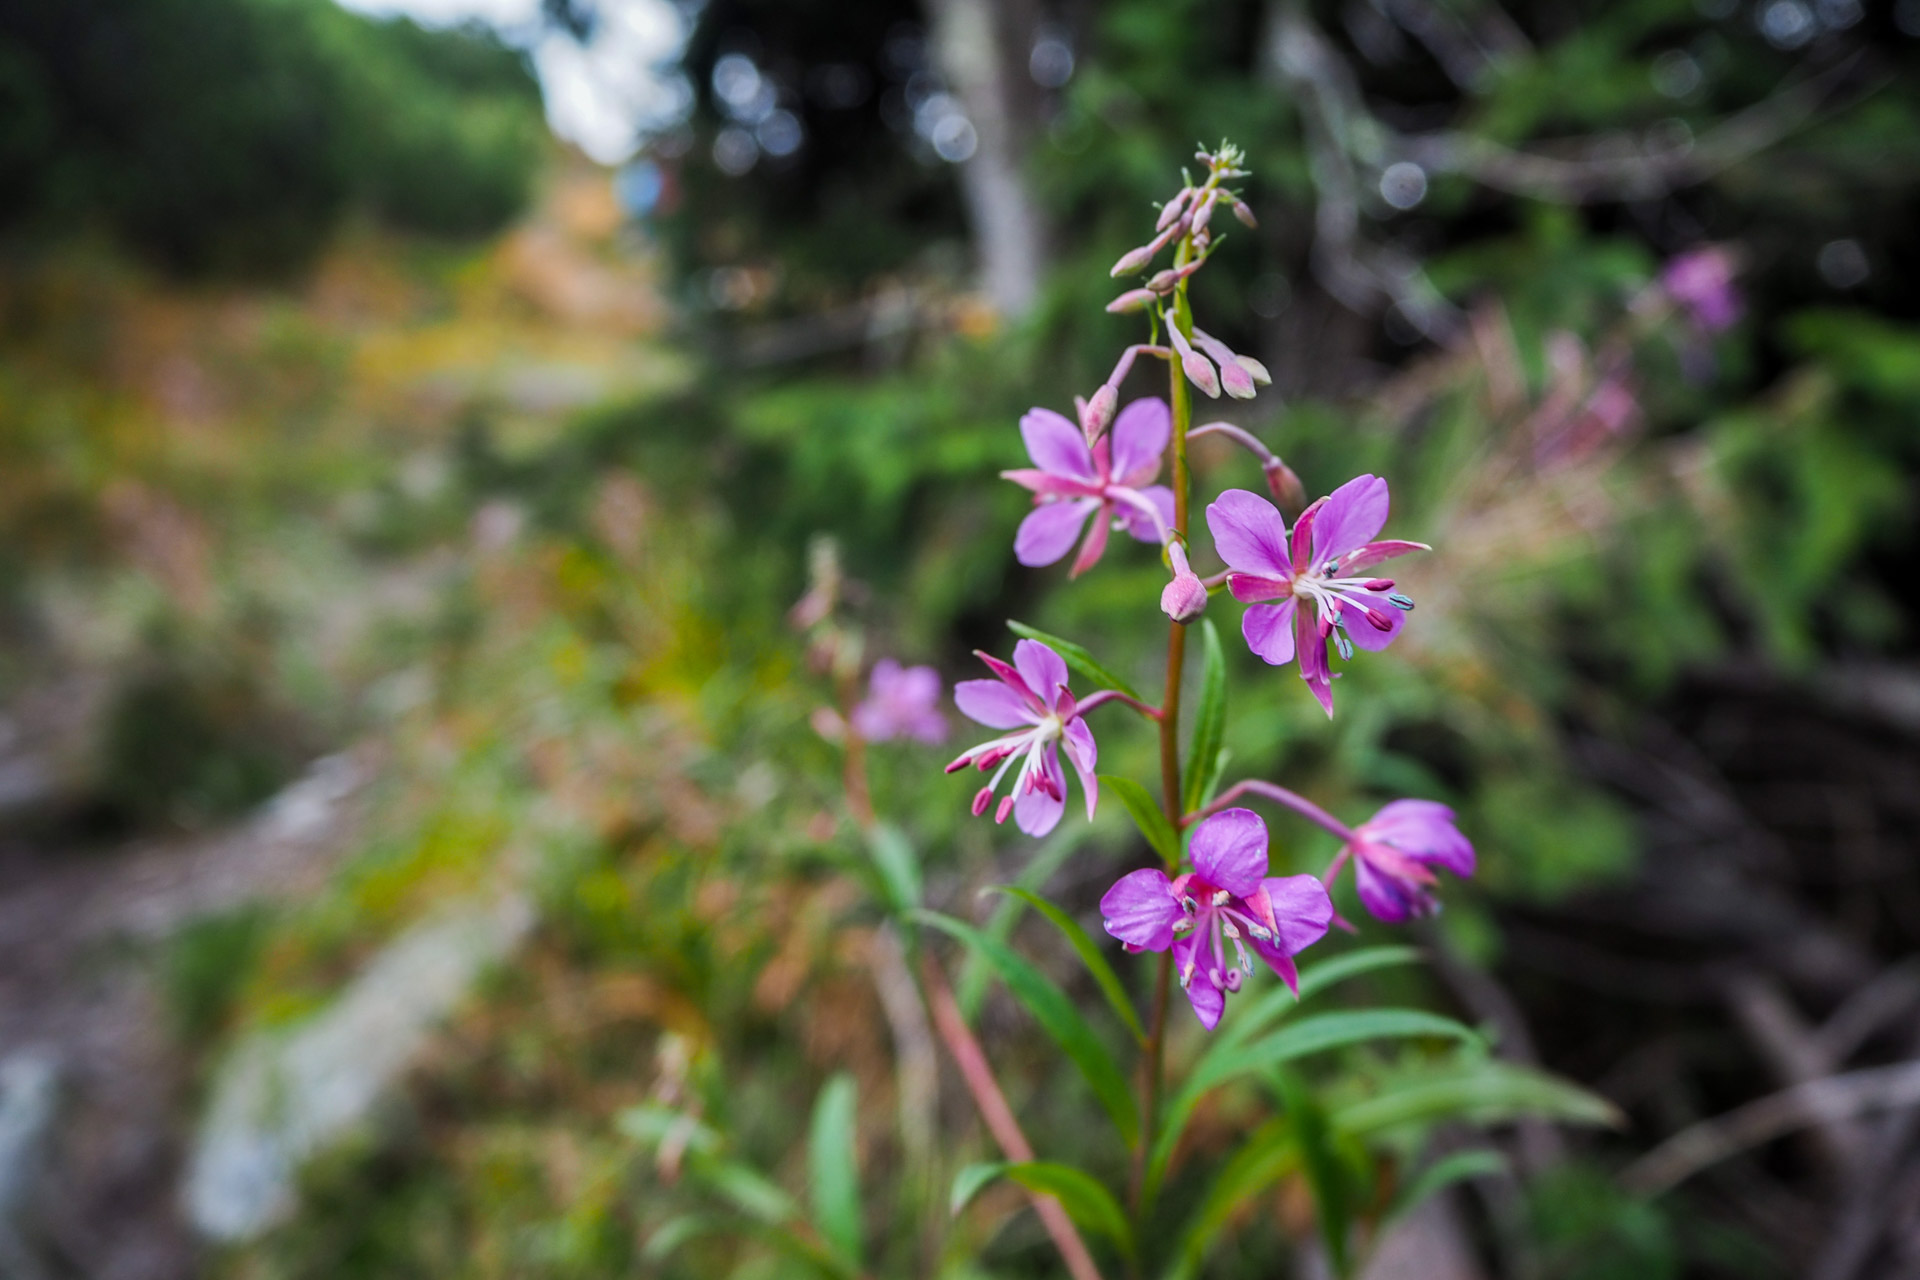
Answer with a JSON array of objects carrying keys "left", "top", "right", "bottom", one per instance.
[
  {"left": 1622, "top": 1060, "right": 1920, "bottom": 1196},
  {"left": 922, "top": 958, "right": 1106, "bottom": 1280}
]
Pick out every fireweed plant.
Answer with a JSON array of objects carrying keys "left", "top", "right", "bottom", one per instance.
[{"left": 634, "top": 145, "right": 1618, "bottom": 1280}]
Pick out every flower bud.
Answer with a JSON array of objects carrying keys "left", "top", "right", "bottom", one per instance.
[
  {"left": 1156, "top": 187, "right": 1193, "bottom": 231},
  {"left": 1263, "top": 459, "right": 1306, "bottom": 515},
  {"left": 1110, "top": 244, "right": 1154, "bottom": 277},
  {"left": 1081, "top": 383, "right": 1118, "bottom": 443},
  {"left": 1105, "top": 288, "right": 1156, "bottom": 314},
  {"left": 810, "top": 707, "right": 847, "bottom": 743},
  {"left": 1190, "top": 191, "right": 1219, "bottom": 235},
  {"left": 1218, "top": 358, "right": 1257, "bottom": 400},
  {"left": 1232, "top": 199, "right": 1257, "bottom": 229},
  {"left": 1182, "top": 353, "right": 1221, "bottom": 399},
  {"left": 1160, "top": 543, "right": 1208, "bottom": 624},
  {"left": 1235, "top": 355, "right": 1272, "bottom": 386}
]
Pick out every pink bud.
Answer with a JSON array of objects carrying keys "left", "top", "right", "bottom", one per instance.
[
  {"left": 1105, "top": 288, "right": 1156, "bottom": 314},
  {"left": 810, "top": 707, "right": 847, "bottom": 743},
  {"left": 1110, "top": 244, "right": 1154, "bottom": 277},
  {"left": 1156, "top": 187, "right": 1193, "bottom": 231},
  {"left": 1182, "top": 353, "right": 1221, "bottom": 399},
  {"left": 1234, "top": 355, "right": 1272, "bottom": 386},
  {"left": 1082, "top": 383, "right": 1118, "bottom": 443},
  {"left": 1263, "top": 460, "right": 1306, "bottom": 515},
  {"left": 1160, "top": 543, "right": 1208, "bottom": 624},
  {"left": 1232, "top": 199, "right": 1258, "bottom": 229},
  {"left": 1219, "top": 359, "right": 1257, "bottom": 400},
  {"left": 1190, "top": 191, "right": 1219, "bottom": 235}
]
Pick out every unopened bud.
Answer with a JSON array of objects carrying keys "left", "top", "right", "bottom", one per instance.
[
  {"left": 1232, "top": 199, "right": 1257, "bottom": 229},
  {"left": 1156, "top": 187, "right": 1193, "bottom": 232},
  {"left": 1105, "top": 288, "right": 1156, "bottom": 314},
  {"left": 1219, "top": 359, "right": 1257, "bottom": 400},
  {"left": 1264, "top": 460, "right": 1306, "bottom": 515},
  {"left": 1190, "top": 191, "right": 1219, "bottom": 235},
  {"left": 1182, "top": 353, "right": 1221, "bottom": 399},
  {"left": 1082, "top": 383, "right": 1118, "bottom": 443},
  {"left": 1110, "top": 244, "right": 1154, "bottom": 277},
  {"left": 1235, "top": 355, "right": 1272, "bottom": 386},
  {"left": 1160, "top": 542, "right": 1208, "bottom": 624}
]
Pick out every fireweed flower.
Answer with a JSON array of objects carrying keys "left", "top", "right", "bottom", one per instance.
[
  {"left": 1337, "top": 800, "right": 1476, "bottom": 923},
  {"left": 850, "top": 659, "right": 947, "bottom": 744},
  {"left": 1100, "top": 808, "right": 1332, "bottom": 1029},
  {"left": 1003, "top": 398, "right": 1175, "bottom": 575},
  {"left": 1206, "top": 477, "right": 1427, "bottom": 716},
  {"left": 1660, "top": 247, "right": 1741, "bottom": 334},
  {"left": 947, "top": 640, "right": 1097, "bottom": 837}
]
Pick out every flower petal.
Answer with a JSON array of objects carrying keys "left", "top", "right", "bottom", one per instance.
[
  {"left": 1227, "top": 574, "right": 1290, "bottom": 604},
  {"left": 1016, "top": 500, "right": 1096, "bottom": 567},
  {"left": 1002, "top": 467, "right": 1102, "bottom": 499},
  {"left": 1108, "top": 397, "right": 1171, "bottom": 486},
  {"left": 953, "top": 679, "right": 1032, "bottom": 730},
  {"left": 1296, "top": 608, "right": 1334, "bottom": 717},
  {"left": 1259, "top": 874, "right": 1333, "bottom": 956},
  {"left": 1241, "top": 600, "right": 1298, "bottom": 666},
  {"left": 1312, "top": 474, "right": 1390, "bottom": 562},
  {"left": 1363, "top": 800, "right": 1475, "bottom": 876},
  {"left": 1013, "top": 639, "right": 1071, "bottom": 706},
  {"left": 1062, "top": 717, "right": 1099, "bottom": 819},
  {"left": 1188, "top": 807, "right": 1268, "bottom": 898},
  {"left": 1174, "top": 934, "right": 1227, "bottom": 1030},
  {"left": 1014, "top": 749, "right": 1066, "bottom": 836},
  {"left": 1354, "top": 857, "right": 1420, "bottom": 923},
  {"left": 1118, "top": 485, "right": 1175, "bottom": 543},
  {"left": 1021, "top": 407, "right": 1097, "bottom": 481},
  {"left": 1338, "top": 593, "right": 1405, "bottom": 652},
  {"left": 1340, "top": 539, "right": 1428, "bottom": 573},
  {"left": 1100, "top": 868, "right": 1179, "bottom": 951},
  {"left": 1206, "top": 489, "right": 1291, "bottom": 576},
  {"left": 1069, "top": 504, "right": 1113, "bottom": 576}
]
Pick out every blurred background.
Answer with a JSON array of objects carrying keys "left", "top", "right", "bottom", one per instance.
[{"left": 0, "top": 0, "right": 1918, "bottom": 1276}]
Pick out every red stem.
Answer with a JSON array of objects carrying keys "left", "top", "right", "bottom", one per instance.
[{"left": 1184, "top": 778, "right": 1356, "bottom": 841}]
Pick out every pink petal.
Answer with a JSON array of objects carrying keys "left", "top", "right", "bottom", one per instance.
[
  {"left": 1188, "top": 807, "right": 1269, "bottom": 898},
  {"left": 1069, "top": 505, "right": 1112, "bottom": 576},
  {"left": 1364, "top": 800, "right": 1475, "bottom": 876},
  {"left": 1339, "top": 593, "right": 1405, "bottom": 652},
  {"left": 1016, "top": 500, "right": 1096, "bottom": 567},
  {"left": 1206, "top": 489, "right": 1291, "bottom": 577},
  {"left": 1250, "top": 945, "right": 1299, "bottom": 995},
  {"left": 1014, "top": 749, "right": 1067, "bottom": 836},
  {"left": 1119, "top": 485, "right": 1175, "bottom": 543},
  {"left": 1100, "top": 868, "right": 1179, "bottom": 951},
  {"left": 1174, "top": 934, "right": 1227, "bottom": 1030},
  {"left": 1228, "top": 574, "right": 1291, "bottom": 605},
  {"left": 1296, "top": 609, "right": 1334, "bottom": 717},
  {"left": 1108, "top": 397, "right": 1171, "bottom": 486},
  {"left": 1062, "top": 717, "right": 1099, "bottom": 819},
  {"left": 1012, "top": 640, "right": 1071, "bottom": 706},
  {"left": 953, "top": 679, "right": 1033, "bottom": 730},
  {"left": 1258, "top": 874, "right": 1334, "bottom": 955},
  {"left": 1341, "top": 539, "right": 1429, "bottom": 572},
  {"left": 1312, "top": 474, "right": 1390, "bottom": 562},
  {"left": 1354, "top": 857, "right": 1420, "bottom": 923},
  {"left": 1002, "top": 467, "right": 1102, "bottom": 499},
  {"left": 1241, "top": 600, "right": 1298, "bottom": 666},
  {"left": 1020, "top": 408, "right": 1097, "bottom": 481}
]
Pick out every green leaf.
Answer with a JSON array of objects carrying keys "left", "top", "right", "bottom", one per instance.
[
  {"left": 1101, "top": 773, "right": 1179, "bottom": 864},
  {"left": 956, "top": 825, "right": 1088, "bottom": 1018},
  {"left": 986, "top": 886, "right": 1145, "bottom": 1044},
  {"left": 1280, "top": 1073, "right": 1357, "bottom": 1277},
  {"left": 1213, "top": 946, "right": 1425, "bottom": 1057},
  {"left": 949, "top": 1162, "right": 1007, "bottom": 1217},
  {"left": 702, "top": 1158, "right": 800, "bottom": 1225},
  {"left": 912, "top": 910, "right": 1139, "bottom": 1146},
  {"left": 1148, "top": 1009, "right": 1478, "bottom": 1209},
  {"left": 1385, "top": 1149, "right": 1506, "bottom": 1227},
  {"left": 999, "top": 1162, "right": 1136, "bottom": 1258},
  {"left": 1197, "top": 745, "right": 1231, "bottom": 809},
  {"left": 807, "top": 1074, "right": 862, "bottom": 1265},
  {"left": 865, "top": 822, "right": 921, "bottom": 913},
  {"left": 1183, "top": 619, "right": 1227, "bottom": 814},
  {"left": 1006, "top": 620, "right": 1144, "bottom": 700},
  {"left": 615, "top": 1104, "right": 722, "bottom": 1157},
  {"left": 1167, "top": 1116, "right": 1296, "bottom": 1280},
  {"left": 1334, "top": 1060, "right": 1623, "bottom": 1137},
  {"left": 644, "top": 1214, "right": 854, "bottom": 1279}
]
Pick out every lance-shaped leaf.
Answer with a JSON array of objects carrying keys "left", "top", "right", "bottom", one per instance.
[
  {"left": 1279, "top": 1072, "right": 1360, "bottom": 1277},
  {"left": 1007, "top": 619, "right": 1144, "bottom": 701},
  {"left": 951, "top": 1161, "right": 1135, "bottom": 1258},
  {"left": 1101, "top": 773, "right": 1180, "bottom": 864},
  {"left": 1147, "top": 1008, "right": 1479, "bottom": 1208},
  {"left": 1183, "top": 619, "right": 1228, "bottom": 814},
  {"left": 645, "top": 1213, "right": 857, "bottom": 1279},
  {"left": 986, "top": 886, "right": 1145, "bottom": 1044},
  {"left": 1166, "top": 1115, "right": 1296, "bottom": 1280},
  {"left": 807, "top": 1074, "right": 863, "bottom": 1266},
  {"left": 1334, "top": 1058, "right": 1623, "bottom": 1138},
  {"left": 1384, "top": 1149, "right": 1507, "bottom": 1229},
  {"left": 913, "top": 910, "right": 1139, "bottom": 1145},
  {"left": 865, "top": 821, "right": 921, "bottom": 914},
  {"left": 1213, "top": 946, "right": 1426, "bottom": 1055}
]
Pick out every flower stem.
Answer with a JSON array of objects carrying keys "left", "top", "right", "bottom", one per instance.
[{"left": 1185, "top": 777, "right": 1357, "bottom": 841}]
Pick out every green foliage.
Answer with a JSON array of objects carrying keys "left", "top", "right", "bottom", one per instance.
[
  {"left": 985, "top": 886, "right": 1146, "bottom": 1044},
  {"left": 806, "top": 1074, "right": 864, "bottom": 1266},
  {"left": 1183, "top": 618, "right": 1228, "bottom": 814},
  {"left": 1100, "top": 773, "right": 1181, "bottom": 864}
]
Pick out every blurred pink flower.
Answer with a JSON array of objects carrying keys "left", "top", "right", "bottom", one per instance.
[
  {"left": 946, "top": 640, "right": 1097, "bottom": 837},
  {"left": 1003, "top": 398, "right": 1175, "bottom": 576},
  {"left": 1206, "top": 478, "right": 1425, "bottom": 717},
  {"left": 1661, "top": 247, "right": 1741, "bottom": 334},
  {"left": 1159, "top": 541, "right": 1208, "bottom": 624},
  {"left": 850, "top": 659, "right": 947, "bottom": 744},
  {"left": 1100, "top": 808, "right": 1332, "bottom": 1029},
  {"left": 1338, "top": 800, "right": 1476, "bottom": 923}
]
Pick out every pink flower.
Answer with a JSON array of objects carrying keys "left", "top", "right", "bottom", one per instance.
[
  {"left": 1340, "top": 800, "right": 1476, "bottom": 923},
  {"left": 1159, "top": 541, "right": 1208, "bottom": 624},
  {"left": 1205, "top": 478, "right": 1426, "bottom": 717},
  {"left": 946, "top": 640, "right": 1098, "bottom": 837},
  {"left": 1003, "top": 399, "right": 1176, "bottom": 576},
  {"left": 1100, "top": 808, "right": 1332, "bottom": 1030},
  {"left": 1661, "top": 247, "right": 1741, "bottom": 334},
  {"left": 850, "top": 659, "right": 947, "bottom": 744}
]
